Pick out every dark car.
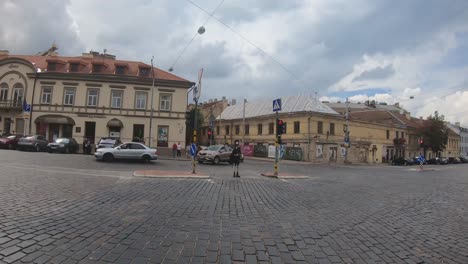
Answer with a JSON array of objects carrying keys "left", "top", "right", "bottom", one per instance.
[
  {"left": 391, "top": 157, "right": 414, "bottom": 166},
  {"left": 17, "top": 135, "right": 49, "bottom": 151},
  {"left": 448, "top": 157, "right": 460, "bottom": 164},
  {"left": 96, "top": 137, "right": 122, "bottom": 149},
  {"left": 459, "top": 156, "right": 468, "bottom": 163},
  {"left": 47, "top": 138, "right": 79, "bottom": 153},
  {"left": 0, "top": 134, "right": 23, "bottom": 150}
]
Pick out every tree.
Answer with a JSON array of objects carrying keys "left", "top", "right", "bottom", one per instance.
[
  {"left": 418, "top": 111, "right": 448, "bottom": 154},
  {"left": 185, "top": 107, "right": 205, "bottom": 144}
]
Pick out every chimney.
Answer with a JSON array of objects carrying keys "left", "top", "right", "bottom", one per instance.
[
  {"left": 0, "top": 50, "right": 9, "bottom": 56},
  {"left": 455, "top": 122, "right": 461, "bottom": 127},
  {"left": 394, "top": 102, "right": 400, "bottom": 108},
  {"left": 420, "top": 116, "right": 423, "bottom": 120},
  {"left": 405, "top": 112, "right": 411, "bottom": 120},
  {"left": 82, "top": 52, "right": 94, "bottom": 59},
  {"left": 231, "top": 99, "right": 237, "bottom": 105},
  {"left": 208, "top": 99, "right": 213, "bottom": 103}
]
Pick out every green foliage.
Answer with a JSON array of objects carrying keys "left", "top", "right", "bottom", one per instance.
[{"left": 418, "top": 111, "right": 448, "bottom": 153}]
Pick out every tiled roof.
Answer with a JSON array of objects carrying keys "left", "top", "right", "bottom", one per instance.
[
  {"left": 218, "top": 96, "right": 339, "bottom": 120},
  {"left": 0, "top": 54, "right": 189, "bottom": 82},
  {"left": 349, "top": 110, "right": 406, "bottom": 127}
]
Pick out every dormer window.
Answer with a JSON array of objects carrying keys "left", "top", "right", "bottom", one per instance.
[
  {"left": 92, "top": 64, "right": 103, "bottom": 73},
  {"left": 47, "top": 62, "right": 56, "bottom": 71},
  {"left": 139, "top": 67, "right": 150, "bottom": 77},
  {"left": 69, "top": 63, "right": 79, "bottom": 72},
  {"left": 115, "top": 65, "right": 126, "bottom": 75}
]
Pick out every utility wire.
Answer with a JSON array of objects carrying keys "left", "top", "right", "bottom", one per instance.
[
  {"left": 169, "top": 0, "right": 226, "bottom": 71},
  {"left": 184, "top": 0, "right": 303, "bottom": 83}
]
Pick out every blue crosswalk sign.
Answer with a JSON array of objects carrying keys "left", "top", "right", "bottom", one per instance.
[
  {"left": 273, "top": 98, "right": 282, "bottom": 112},
  {"left": 24, "top": 104, "right": 31, "bottom": 112},
  {"left": 190, "top": 143, "right": 197, "bottom": 157}
]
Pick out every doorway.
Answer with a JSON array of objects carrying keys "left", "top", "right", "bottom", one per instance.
[
  {"left": 133, "top": 124, "right": 145, "bottom": 142},
  {"left": 15, "top": 119, "right": 25, "bottom": 136},
  {"left": 85, "top": 122, "right": 96, "bottom": 144},
  {"left": 48, "top": 124, "right": 60, "bottom": 142},
  {"left": 3, "top": 118, "right": 11, "bottom": 135}
]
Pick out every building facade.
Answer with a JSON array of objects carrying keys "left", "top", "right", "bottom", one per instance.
[
  {"left": 0, "top": 50, "right": 193, "bottom": 152},
  {"left": 461, "top": 126, "right": 468, "bottom": 157}
]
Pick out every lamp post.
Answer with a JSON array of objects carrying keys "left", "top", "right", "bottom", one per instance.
[{"left": 148, "top": 57, "right": 156, "bottom": 147}]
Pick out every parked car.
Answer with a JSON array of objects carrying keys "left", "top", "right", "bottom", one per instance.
[
  {"left": 391, "top": 157, "right": 414, "bottom": 166},
  {"left": 94, "top": 142, "right": 158, "bottom": 162},
  {"left": 17, "top": 135, "right": 48, "bottom": 151},
  {"left": 47, "top": 138, "right": 79, "bottom": 153},
  {"left": 197, "top": 145, "right": 244, "bottom": 165},
  {"left": 438, "top": 157, "right": 449, "bottom": 165},
  {"left": 448, "top": 157, "right": 461, "bottom": 164},
  {"left": 96, "top": 137, "right": 122, "bottom": 149},
  {"left": 459, "top": 156, "right": 468, "bottom": 163},
  {"left": 0, "top": 134, "right": 23, "bottom": 150}
]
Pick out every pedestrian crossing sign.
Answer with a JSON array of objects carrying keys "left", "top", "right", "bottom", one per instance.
[{"left": 272, "top": 99, "right": 282, "bottom": 112}]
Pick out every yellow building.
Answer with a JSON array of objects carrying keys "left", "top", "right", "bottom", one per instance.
[
  {"left": 0, "top": 50, "right": 193, "bottom": 152},
  {"left": 215, "top": 96, "right": 412, "bottom": 164}
]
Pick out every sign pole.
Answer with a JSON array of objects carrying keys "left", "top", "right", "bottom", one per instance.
[{"left": 274, "top": 111, "right": 279, "bottom": 176}]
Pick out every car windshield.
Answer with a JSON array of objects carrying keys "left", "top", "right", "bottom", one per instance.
[
  {"left": 55, "top": 138, "right": 69, "bottom": 143},
  {"left": 99, "top": 139, "right": 116, "bottom": 144},
  {"left": 207, "top": 145, "right": 221, "bottom": 151}
]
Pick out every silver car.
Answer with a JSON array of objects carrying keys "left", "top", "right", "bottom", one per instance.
[{"left": 94, "top": 142, "right": 158, "bottom": 162}]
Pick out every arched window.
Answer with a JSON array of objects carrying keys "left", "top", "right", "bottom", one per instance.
[
  {"left": 12, "top": 83, "right": 24, "bottom": 106},
  {"left": 0, "top": 83, "right": 8, "bottom": 101}
]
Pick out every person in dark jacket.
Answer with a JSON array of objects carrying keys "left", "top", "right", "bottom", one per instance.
[{"left": 230, "top": 140, "right": 242, "bottom": 177}]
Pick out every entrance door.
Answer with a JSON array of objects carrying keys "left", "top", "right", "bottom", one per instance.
[
  {"left": 15, "top": 119, "right": 25, "bottom": 136},
  {"left": 49, "top": 124, "right": 60, "bottom": 142},
  {"left": 133, "top": 124, "right": 145, "bottom": 142},
  {"left": 3, "top": 118, "right": 11, "bottom": 135},
  {"left": 85, "top": 122, "right": 96, "bottom": 144}
]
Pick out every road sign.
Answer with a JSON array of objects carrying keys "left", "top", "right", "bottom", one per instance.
[
  {"left": 193, "top": 85, "right": 200, "bottom": 102},
  {"left": 190, "top": 143, "right": 197, "bottom": 157},
  {"left": 24, "top": 103, "right": 31, "bottom": 112},
  {"left": 279, "top": 144, "right": 285, "bottom": 159},
  {"left": 272, "top": 98, "right": 282, "bottom": 112}
]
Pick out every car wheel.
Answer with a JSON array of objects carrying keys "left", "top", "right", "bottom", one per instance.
[
  {"left": 213, "top": 156, "right": 220, "bottom": 165},
  {"left": 142, "top": 155, "right": 152, "bottom": 163},
  {"left": 35, "top": 145, "right": 41, "bottom": 152},
  {"left": 47, "top": 148, "right": 53, "bottom": 153},
  {"left": 8, "top": 144, "right": 14, "bottom": 150},
  {"left": 103, "top": 153, "right": 114, "bottom": 162}
]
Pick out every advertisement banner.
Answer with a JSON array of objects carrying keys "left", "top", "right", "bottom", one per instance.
[{"left": 242, "top": 145, "right": 254, "bottom": 156}]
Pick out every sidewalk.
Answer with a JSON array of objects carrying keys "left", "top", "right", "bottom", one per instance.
[{"left": 245, "top": 156, "right": 389, "bottom": 167}]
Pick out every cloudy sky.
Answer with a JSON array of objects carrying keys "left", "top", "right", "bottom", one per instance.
[{"left": 1, "top": 0, "right": 468, "bottom": 125}]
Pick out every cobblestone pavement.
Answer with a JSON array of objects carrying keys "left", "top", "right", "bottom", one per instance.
[{"left": 0, "top": 150, "right": 467, "bottom": 263}]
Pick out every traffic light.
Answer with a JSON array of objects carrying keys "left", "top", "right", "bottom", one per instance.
[
  {"left": 419, "top": 138, "right": 424, "bottom": 147},
  {"left": 276, "top": 120, "right": 286, "bottom": 135},
  {"left": 207, "top": 128, "right": 212, "bottom": 136}
]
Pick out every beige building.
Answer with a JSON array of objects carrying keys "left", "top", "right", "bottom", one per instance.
[
  {"left": 0, "top": 50, "right": 193, "bottom": 152},
  {"left": 215, "top": 96, "right": 412, "bottom": 164}
]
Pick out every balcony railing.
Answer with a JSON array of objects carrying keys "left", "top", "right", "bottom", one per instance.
[{"left": 0, "top": 100, "right": 23, "bottom": 111}]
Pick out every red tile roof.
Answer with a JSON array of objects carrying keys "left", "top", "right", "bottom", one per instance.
[
  {"left": 0, "top": 54, "right": 190, "bottom": 82},
  {"left": 349, "top": 110, "right": 406, "bottom": 127}
]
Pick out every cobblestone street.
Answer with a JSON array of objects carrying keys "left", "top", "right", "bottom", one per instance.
[{"left": 0, "top": 150, "right": 467, "bottom": 263}]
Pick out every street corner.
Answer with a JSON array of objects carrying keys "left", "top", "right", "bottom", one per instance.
[
  {"left": 260, "top": 172, "right": 308, "bottom": 179},
  {"left": 133, "top": 170, "right": 210, "bottom": 179}
]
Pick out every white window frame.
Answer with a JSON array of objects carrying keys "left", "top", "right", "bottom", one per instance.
[
  {"left": 41, "top": 86, "right": 53, "bottom": 104},
  {"left": 135, "top": 92, "right": 147, "bottom": 110},
  {"left": 87, "top": 89, "right": 99, "bottom": 107},
  {"left": 111, "top": 90, "right": 123, "bottom": 109},
  {"left": 63, "top": 87, "right": 75, "bottom": 106},
  {"left": 0, "top": 83, "right": 8, "bottom": 101},
  {"left": 159, "top": 94, "right": 172, "bottom": 111},
  {"left": 12, "top": 85, "right": 24, "bottom": 105}
]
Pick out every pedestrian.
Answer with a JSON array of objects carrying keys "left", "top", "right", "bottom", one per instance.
[
  {"left": 82, "top": 138, "right": 88, "bottom": 154},
  {"left": 230, "top": 140, "right": 242, "bottom": 177},
  {"left": 172, "top": 143, "right": 177, "bottom": 158},
  {"left": 177, "top": 142, "right": 182, "bottom": 158}
]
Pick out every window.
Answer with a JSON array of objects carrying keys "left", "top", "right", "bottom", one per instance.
[
  {"left": 401, "top": 132, "right": 405, "bottom": 139},
  {"left": 87, "top": 89, "right": 99, "bottom": 106},
  {"left": 317, "top": 121, "right": 323, "bottom": 134},
  {"left": 139, "top": 67, "right": 150, "bottom": 77},
  {"left": 41, "top": 87, "right": 52, "bottom": 104},
  {"left": 235, "top": 125, "right": 240, "bottom": 135},
  {"left": 111, "top": 90, "right": 123, "bottom": 108},
  {"left": 69, "top": 63, "right": 79, "bottom": 72},
  {"left": 160, "top": 94, "right": 172, "bottom": 111},
  {"left": 157, "top": 126, "right": 169, "bottom": 147},
  {"left": 92, "top": 64, "right": 102, "bottom": 73},
  {"left": 330, "top": 123, "right": 335, "bottom": 135},
  {"left": 258, "top": 124, "right": 263, "bottom": 135},
  {"left": 133, "top": 124, "right": 145, "bottom": 141},
  {"left": 294, "top": 121, "right": 300, "bottom": 134},
  {"left": 216, "top": 126, "right": 220, "bottom": 135},
  {"left": 386, "top": 130, "right": 390, "bottom": 139},
  {"left": 135, "top": 92, "right": 147, "bottom": 110},
  {"left": 47, "top": 62, "right": 56, "bottom": 71},
  {"left": 396, "top": 131, "right": 399, "bottom": 138},
  {"left": 0, "top": 83, "right": 8, "bottom": 101},
  {"left": 115, "top": 65, "right": 126, "bottom": 74},
  {"left": 268, "top": 123, "right": 274, "bottom": 134},
  {"left": 245, "top": 124, "right": 250, "bottom": 135},
  {"left": 63, "top": 87, "right": 75, "bottom": 105},
  {"left": 129, "top": 143, "right": 145, "bottom": 150},
  {"left": 225, "top": 125, "right": 230, "bottom": 135},
  {"left": 12, "top": 84, "right": 24, "bottom": 106}
]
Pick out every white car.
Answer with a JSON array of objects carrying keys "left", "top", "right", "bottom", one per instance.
[{"left": 94, "top": 142, "right": 158, "bottom": 162}]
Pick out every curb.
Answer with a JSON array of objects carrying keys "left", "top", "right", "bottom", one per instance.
[
  {"left": 260, "top": 172, "right": 308, "bottom": 179},
  {"left": 133, "top": 170, "right": 209, "bottom": 179}
]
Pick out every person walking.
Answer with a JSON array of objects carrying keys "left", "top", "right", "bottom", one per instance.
[
  {"left": 177, "top": 142, "right": 182, "bottom": 158},
  {"left": 230, "top": 140, "right": 242, "bottom": 177},
  {"left": 172, "top": 143, "right": 177, "bottom": 158}
]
